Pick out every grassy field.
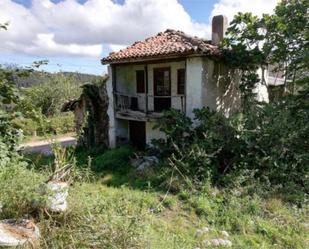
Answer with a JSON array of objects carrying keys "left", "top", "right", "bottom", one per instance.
[
  {"left": 21, "top": 147, "right": 308, "bottom": 249},
  {"left": 35, "top": 182, "right": 308, "bottom": 249}
]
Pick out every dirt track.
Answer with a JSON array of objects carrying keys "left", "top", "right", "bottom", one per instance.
[{"left": 20, "top": 136, "right": 77, "bottom": 155}]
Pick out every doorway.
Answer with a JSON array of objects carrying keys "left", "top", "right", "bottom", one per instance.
[
  {"left": 153, "top": 67, "right": 171, "bottom": 112},
  {"left": 129, "top": 120, "right": 146, "bottom": 149}
]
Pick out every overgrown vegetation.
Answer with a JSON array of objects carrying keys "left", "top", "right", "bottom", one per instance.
[
  {"left": 0, "top": 63, "right": 47, "bottom": 221},
  {"left": 77, "top": 78, "right": 109, "bottom": 147},
  {"left": 0, "top": 1, "right": 308, "bottom": 248},
  {"left": 13, "top": 72, "right": 82, "bottom": 138},
  {"left": 1, "top": 62, "right": 96, "bottom": 140},
  {"left": 0, "top": 65, "right": 24, "bottom": 156},
  {"left": 152, "top": 0, "right": 309, "bottom": 204},
  {"left": 19, "top": 73, "right": 81, "bottom": 116},
  {"left": 7, "top": 149, "right": 306, "bottom": 248},
  {"left": 222, "top": 0, "right": 308, "bottom": 97},
  {"left": 154, "top": 97, "right": 308, "bottom": 203}
]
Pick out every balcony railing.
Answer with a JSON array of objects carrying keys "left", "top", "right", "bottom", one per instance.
[{"left": 114, "top": 91, "right": 186, "bottom": 118}]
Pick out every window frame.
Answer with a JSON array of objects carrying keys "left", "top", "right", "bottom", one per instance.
[{"left": 153, "top": 67, "right": 171, "bottom": 96}]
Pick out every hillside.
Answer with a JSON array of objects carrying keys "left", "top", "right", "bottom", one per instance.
[{"left": 12, "top": 70, "right": 101, "bottom": 88}]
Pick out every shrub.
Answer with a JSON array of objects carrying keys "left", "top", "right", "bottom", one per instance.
[
  {"left": 154, "top": 108, "right": 241, "bottom": 185},
  {"left": 0, "top": 66, "right": 23, "bottom": 153},
  {"left": 19, "top": 73, "right": 81, "bottom": 117},
  {"left": 47, "top": 113, "right": 75, "bottom": 135},
  {"left": 154, "top": 92, "right": 309, "bottom": 201},
  {"left": 39, "top": 183, "right": 151, "bottom": 248},
  {"left": 0, "top": 160, "right": 46, "bottom": 218},
  {"left": 13, "top": 112, "right": 75, "bottom": 137},
  {"left": 91, "top": 146, "right": 134, "bottom": 172},
  {"left": 13, "top": 72, "right": 80, "bottom": 138},
  {"left": 12, "top": 116, "right": 40, "bottom": 136},
  {"left": 236, "top": 91, "right": 309, "bottom": 201},
  {"left": 152, "top": 109, "right": 193, "bottom": 155}
]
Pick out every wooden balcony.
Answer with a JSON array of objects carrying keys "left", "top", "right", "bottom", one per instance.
[{"left": 114, "top": 91, "right": 186, "bottom": 121}]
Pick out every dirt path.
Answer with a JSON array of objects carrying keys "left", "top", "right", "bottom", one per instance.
[{"left": 21, "top": 136, "right": 77, "bottom": 155}]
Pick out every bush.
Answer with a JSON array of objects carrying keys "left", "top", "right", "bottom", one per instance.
[
  {"left": 13, "top": 112, "right": 75, "bottom": 137},
  {"left": 152, "top": 109, "right": 193, "bottom": 156},
  {"left": 13, "top": 72, "right": 80, "bottom": 138},
  {"left": 154, "top": 91, "right": 309, "bottom": 201},
  {"left": 38, "top": 183, "right": 153, "bottom": 249},
  {"left": 47, "top": 113, "right": 75, "bottom": 135},
  {"left": 18, "top": 73, "right": 81, "bottom": 117},
  {"left": 235, "top": 92, "right": 309, "bottom": 201},
  {"left": 91, "top": 146, "right": 134, "bottom": 172},
  {"left": 154, "top": 108, "right": 241, "bottom": 185},
  {"left": 0, "top": 160, "right": 46, "bottom": 218},
  {"left": 12, "top": 117, "right": 40, "bottom": 136}
]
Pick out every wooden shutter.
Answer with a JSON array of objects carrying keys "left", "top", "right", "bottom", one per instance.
[
  {"left": 177, "top": 69, "right": 185, "bottom": 94},
  {"left": 136, "top": 70, "right": 145, "bottom": 93}
]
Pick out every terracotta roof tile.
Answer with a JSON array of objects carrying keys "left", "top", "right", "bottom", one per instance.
[{"left": 101, "top": 29, "right": 220, "bottom": 64}]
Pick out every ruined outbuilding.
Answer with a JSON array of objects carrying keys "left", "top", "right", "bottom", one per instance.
[{"left": 61, "top": 76, "right": 109, "bottom": 147}]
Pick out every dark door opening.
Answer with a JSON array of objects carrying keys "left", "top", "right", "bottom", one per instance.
[
  {"left": 154, "top": 67, "right": 171, "bottom": 112},
  {"left": 129, "top": 120, "right": 146, "bottom": 150}
]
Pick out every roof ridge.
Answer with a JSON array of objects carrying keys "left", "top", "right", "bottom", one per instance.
[
  {"left": 163, "top": 29, "right": 212, "bottom": 47},
  {"left": 101, "top": 29, "right": 219, "bottom": 64}
]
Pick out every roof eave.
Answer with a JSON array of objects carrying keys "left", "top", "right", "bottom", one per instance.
[{"left": 101, "top": 52, "right": 221, "bottom": 65}]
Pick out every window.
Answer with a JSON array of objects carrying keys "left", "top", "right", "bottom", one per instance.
[
  {"left": 136, "top": 70, "right": 145, "bottom": 93},
  {"left": 153, "top": 67, "right": 171, "bottom": 112},
  {"left": 177, "top": 69, "right": 185, "bottom": 94},
  {"left": 154, "top": 68, "right": 171, "bottom": 96}
]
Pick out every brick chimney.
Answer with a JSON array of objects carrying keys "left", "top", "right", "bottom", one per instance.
[{"left": 212, "top": 15, "right": 228, "bottom": 46}]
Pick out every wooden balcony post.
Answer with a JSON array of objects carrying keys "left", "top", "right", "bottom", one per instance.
[
  {"left": 181, "top": 96, "right": 184, "bottom": 112},
  {"left": 111, "top": 64, "right": 117, "bottom": 110},
  {"left": 145, "top": 65, "right": 148, "bottom": 114}
]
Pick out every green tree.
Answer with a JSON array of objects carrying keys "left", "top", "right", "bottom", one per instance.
[
  {"left": 0, "top": 67, "right": 22, "bottom": 152},
  {"left": 0, "top": 24, "right": 22, "bottom": 155},
  {"left": 223, "top": 0, "right": 309, "bottom": 96},
  {"left": 19, "top": 72, "right": 82, "bottom": 117},
  {"left": 154, "top": 0, "right": 309, "bottom": 201}
]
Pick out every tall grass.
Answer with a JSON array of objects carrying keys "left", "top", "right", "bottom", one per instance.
[{"left": 2, "top": 147, "right": 307, "bottom": 249}]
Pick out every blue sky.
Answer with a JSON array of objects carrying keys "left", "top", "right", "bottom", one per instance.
[{"left": 0, "top": 0, "right": 276, "bottom": 75}]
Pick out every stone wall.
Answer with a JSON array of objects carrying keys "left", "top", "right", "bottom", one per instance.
[{"left": 62, "top": 76, "right": 110, "bottom": 148}]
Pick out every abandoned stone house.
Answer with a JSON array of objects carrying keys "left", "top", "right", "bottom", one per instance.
[{"left": 101, "top": 15, "right": 269, "bottom": 149}]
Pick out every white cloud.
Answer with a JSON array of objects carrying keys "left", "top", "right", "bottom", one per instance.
[
  {"left": 0, "top": 0, "right": 278, "bottom": 57},
  {"left": 28, "top": 33, "right": 102, "bottom": 57},
  {"left": 30, "top": 0, "right": 210, "bottom": 45},
  {"left": 109, "top": 44, "right": 128, "bottom": 52},
  {"left": 0, "top": 0, "right": 43, "bottom": 46},
  {"left": 0, "top": 0, "right": 209, "bottom": 57},
  {"left": 0, "top": 0, "right": 104, "bottom": 57},
  {"left": 211, "top": 0, "right": 278, "bottom": 24}
]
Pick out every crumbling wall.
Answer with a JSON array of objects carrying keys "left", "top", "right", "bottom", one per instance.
[
  {"left": 62, "top": 76, "right": 109, "bottom": 148},
  {"left": 81, "top": 79, "right": 109, "bottom": 147}
]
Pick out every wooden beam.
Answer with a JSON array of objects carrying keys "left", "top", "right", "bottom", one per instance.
[
  {"left": 111, "top": 57, "right": 187, "bottom": 66},
  {"left": 111, "top": 64, "right": 116, "bottom": 91},
  {"left": 111, "top": 64, "right": 117, "bottom": 110},
  {"left": 145, "top": 65, "right": 148, "bottom": 114},
  {"left": 184, "top": 59, "right": 187, "bottom": 114}
]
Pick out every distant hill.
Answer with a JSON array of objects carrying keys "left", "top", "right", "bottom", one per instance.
[{"left": 13, "top": 70, "right": 102, "bottom": 88}]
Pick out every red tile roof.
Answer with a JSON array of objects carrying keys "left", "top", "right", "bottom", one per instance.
[{"left": 101, "top": 29, "right": 220, "bottom": 64}]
